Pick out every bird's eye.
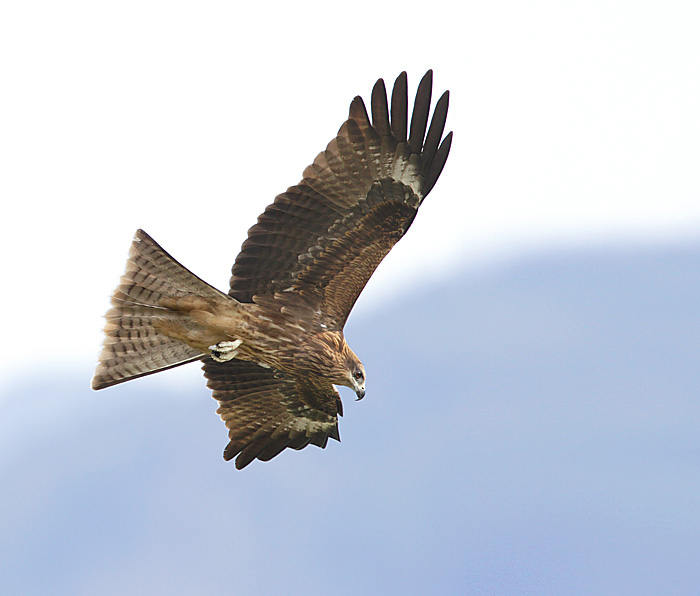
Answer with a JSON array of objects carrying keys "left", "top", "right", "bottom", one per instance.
[{"left": 354, "top": 370, "right": 364, "bottom": 380}]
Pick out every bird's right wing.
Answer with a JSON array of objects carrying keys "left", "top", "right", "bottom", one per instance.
[{"left": 202, "top": 359, "right": 343, "bottom": 469}]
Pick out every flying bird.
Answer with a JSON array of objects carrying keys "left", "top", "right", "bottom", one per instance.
[{"left": 92, "top": 71, "right": 452, "bottom": 469}]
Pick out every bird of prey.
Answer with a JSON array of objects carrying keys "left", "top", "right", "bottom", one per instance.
[{"left": 92, "top": 70, "right": 452, "bottom": 469}]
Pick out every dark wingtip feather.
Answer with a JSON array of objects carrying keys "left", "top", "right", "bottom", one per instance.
[
  {"left": 391, "top": 71, "right": 408, "bottom": 141},
  {"left": 408, "top": 70, "right": 433, "bottom": 154},
  {"left": 423, "top": 131, "right": 453, "bottom": 196},
  {"left": 235, "top": 437, "right": 274, "bottom": 469},
  {"left": 348, "top": 96, "right": 370, "bottom": 126},
  {"left": 235, "top": 454, "right": 252, "bottom": 470},
  {"left": 256, "top": 438, "right": 292, "bottom": 462},
  {"left": 371, "top": 77, "right": 391, "bottom": 136},
  {"left": 223, "top": 440, "right": 239, "bottom": 462},
  {"left": 421, "top": 89, "right": 449, "bottom": 175}
]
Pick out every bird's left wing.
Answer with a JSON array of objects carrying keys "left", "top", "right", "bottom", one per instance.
[
  {"left": 202, "top": 359, "right": 343, "bottom": 469},
  {"left": 229, "top": 70, "right": 452, "bottom": 328}
]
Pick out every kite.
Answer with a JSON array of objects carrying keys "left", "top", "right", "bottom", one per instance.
[{"left": 92, "top": 71, "right": 452, "bottom": 469}]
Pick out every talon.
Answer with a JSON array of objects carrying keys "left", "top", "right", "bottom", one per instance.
[{"left": 209, "top": 339, "right": 242, "bottom": 362}]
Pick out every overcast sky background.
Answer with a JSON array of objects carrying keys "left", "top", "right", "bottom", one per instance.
[{"left": 1, "top": 1, "right": 700, "bottom": 594}]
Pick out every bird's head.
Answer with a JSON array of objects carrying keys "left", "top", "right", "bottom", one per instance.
[
  {"left": 347, "top": 359, "right": 366, "bottom": 401},
  {"left": 335, "top": 336, "right": 366, "bottom": 400},
  {"left": 297, "top": 330, "right": 366, "bottom": 400}
]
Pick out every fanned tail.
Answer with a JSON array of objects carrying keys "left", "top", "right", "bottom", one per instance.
[{"left": 92, "top": 229, "right": 224, "bottom": 390}]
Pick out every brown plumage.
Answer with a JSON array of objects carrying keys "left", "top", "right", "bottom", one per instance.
[{"left": 92, "top": 71, "right": 452, "bottom": 469}]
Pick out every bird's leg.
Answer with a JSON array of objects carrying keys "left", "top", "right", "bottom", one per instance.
[{"left": 209, "top": 339, "right": 243, "bottom": 363}]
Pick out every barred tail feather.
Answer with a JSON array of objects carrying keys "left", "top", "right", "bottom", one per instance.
[{"left": 92, "top": 229, "right": 224, "bottom": 390}]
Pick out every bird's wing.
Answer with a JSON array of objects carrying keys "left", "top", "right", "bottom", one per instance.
[
  {"left": 229, "top": 70, "right": 452, "bottom": 328},
  {"left": 202, "top": 359, "right": 343, "bottom": 469}
]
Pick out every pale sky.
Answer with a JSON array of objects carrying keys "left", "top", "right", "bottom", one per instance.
[{"left": 1, "top": 0, "right": 699, "bottom": 382}]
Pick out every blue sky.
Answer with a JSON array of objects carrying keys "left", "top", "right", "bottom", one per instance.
[{"left": 2, "top": 244, "right": 699, "bottom": 595}]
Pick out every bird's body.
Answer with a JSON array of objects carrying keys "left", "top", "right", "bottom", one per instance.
[
  {"left": 149, "top": 264, "right": 363, "bottom": 392},
  {"left": 93, "top": 71, "right": 452, "bottom": 468}
]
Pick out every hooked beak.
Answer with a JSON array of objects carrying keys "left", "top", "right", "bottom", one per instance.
[{"left": 355, "top": 387, "right": 366, "bottom": 401}]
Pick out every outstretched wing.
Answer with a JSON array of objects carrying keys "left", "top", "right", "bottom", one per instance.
[
  {"left": 203, "top": 359, "right": 343, "bottom": 469},
  {"left": 229, "top": 70, "right": 452, "bottom": 328}
]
